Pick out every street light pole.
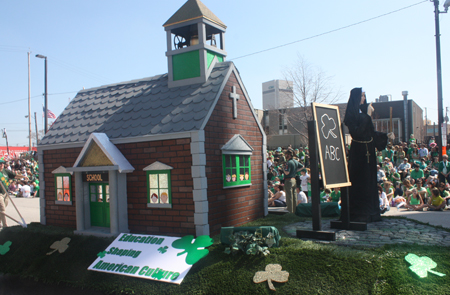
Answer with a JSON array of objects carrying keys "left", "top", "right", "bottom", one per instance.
[
  {"left": 35, "top": 54, "right": 48, "bottom": 133},
  {"left": 28, "top": 52, "right": 32, "bottom": 151},
  {"left": 432, "top": 0, "right": 448, "bottom": 160}
]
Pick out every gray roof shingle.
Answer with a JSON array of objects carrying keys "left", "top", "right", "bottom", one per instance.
[{"left": 39, "top": 62, "right": 232, "bottom": 146}]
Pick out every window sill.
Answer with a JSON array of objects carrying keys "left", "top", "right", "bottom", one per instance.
[
  {"left": 147, "top": 203, "right": 172, "bottom": 209},
  {"left": 55, "top": 201, "right": 73, "bottom": 205},
  {"left": 223, "top": 183, "right": 252, "bottom": 189}
]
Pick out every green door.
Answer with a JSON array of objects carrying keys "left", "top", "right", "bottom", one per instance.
[{"left": 89, "top": 183, "right": 110, "bottom": 227}]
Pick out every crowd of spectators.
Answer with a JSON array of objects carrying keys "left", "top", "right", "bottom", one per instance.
[
  {"left": 267, "top": 136, "right": 450, "bottom": 215},
  {"left": 2, "top": 153, "right": 39, "bottom": 198}
]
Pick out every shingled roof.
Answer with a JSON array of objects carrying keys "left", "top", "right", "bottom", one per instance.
[
  {"left": 39, "top": 62, "right": 233, "bottom": 146},
  {"left": 163, "top": 0, "right": 226, "bottom": 29}
]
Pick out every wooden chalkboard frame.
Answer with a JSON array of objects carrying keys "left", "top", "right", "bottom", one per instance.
[{"left": 312, "top": 102, "right": 351, "bottom": 189}]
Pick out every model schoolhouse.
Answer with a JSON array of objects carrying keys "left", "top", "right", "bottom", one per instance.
[{"left": 37, "top": 0, "right": 267, "bottom": 237}]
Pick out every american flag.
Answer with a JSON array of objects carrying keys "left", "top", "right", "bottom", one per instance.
[{"left": 43, "top": 106, "right": 57, "bottom": 119}]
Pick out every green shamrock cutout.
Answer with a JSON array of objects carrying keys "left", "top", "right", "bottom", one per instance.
[
  {"left": 405, "top": 253, "right": 446, "bottom": 278},
  {"left": 253, "top": 264, "right": 289, "bottom": 291},
  {"left": 46, "top": 237, "right": 71, "bottom": 255},
  {"left": 97, "top": 251, "right": 107, "bottom": 258},
  {"left": 158, "top": 246, "right": 168, "bottom": 254},
  {"left": 0, "top": 241, "right": 12, "bottom": 255},
  {"left": 171, "top": 235, "right": 213, "bottom": 265}
]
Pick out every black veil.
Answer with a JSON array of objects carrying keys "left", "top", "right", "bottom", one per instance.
[{"left": 343, "top": 87, "right": 368, "bottom": 127}]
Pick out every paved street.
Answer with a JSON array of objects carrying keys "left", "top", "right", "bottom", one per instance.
[
  {"left": 283, "top": 207, "right": 450, "bottom": 247},
  {"left": 3, "top": 195, "right": 40, "bottom": 227}
]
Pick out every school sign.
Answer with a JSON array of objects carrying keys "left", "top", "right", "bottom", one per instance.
[{"left": 88, "top": 233, "right": 213, "bottom": 284}]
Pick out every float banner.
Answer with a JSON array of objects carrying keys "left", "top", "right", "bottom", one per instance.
[{"left": 88, "top": 233, "right": 212, "bottom": 284}]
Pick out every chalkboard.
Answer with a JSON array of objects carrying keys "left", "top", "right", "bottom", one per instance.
[{"left": 312, "top": 103, "right": 351, "bottom": 188}]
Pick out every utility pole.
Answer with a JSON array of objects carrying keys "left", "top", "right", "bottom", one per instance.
[
  {"left": 35, "top": 54, "right": 48, "bottom": 133},
  {"left": 425, "top": 107, "right": 428, "bottom": 141},
  {"left": 28, "top": 51, "right": 32, "bottom": 151},
  {"left": 34, "top": 112, "right": 39, "bottom": 146},
  {"left": 3, "top": 129, "right": 9, "bottom": 157},
  {"left": 432, "top": 0, "right": 446, "bottom": 160}
]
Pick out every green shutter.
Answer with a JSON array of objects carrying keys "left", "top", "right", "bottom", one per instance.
[{"left": 172, "top": 50, "right": 201, "bottom": 81}]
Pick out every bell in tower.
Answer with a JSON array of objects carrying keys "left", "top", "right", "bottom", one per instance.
[{"left": 164, "top": 0, "right": 227, "bottom": 88}]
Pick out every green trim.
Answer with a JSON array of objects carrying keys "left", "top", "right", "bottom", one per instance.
[
  {"left": 89, "top": 183, "right": 110, "bottom": 228},
  {"left": 54, "top": 173, "right": 72, "bottom": 202},
  {"left": 222, "top": 155, "right": 251, "bottom": 187},
  {"left": 207, "top": 50, "right": 223, "bottom": 69},
  {"left": 146, "top": 170, "right": 172, "bottom": 206},
  {"left": 172, "top": 50, "right": 201, "bottom": 81}
]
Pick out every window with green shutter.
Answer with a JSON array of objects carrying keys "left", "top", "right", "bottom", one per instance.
[
  {"left": 221, "top": 135, "right": 254, "bottom": 189},
  {"left": 144, "top": 161, "right": 174, "bottom": 209},
  {"left": 223, "top": 154, "right": 251, "bottom": 187}
]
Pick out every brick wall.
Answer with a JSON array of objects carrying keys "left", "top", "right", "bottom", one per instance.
[
  {"left": 204, "top": 72, "right": 265, "bottom": 235},
  {"left": 42, "top": 138, "right": 195, "bottom": 236},
  {"left": 43, "top": 148, "right": 81, "bottom": 228},
  {"left": 117, "top": 139, "right": 195, "bottom": 236}
]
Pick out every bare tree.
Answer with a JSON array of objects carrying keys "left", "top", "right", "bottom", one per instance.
[{"left": 282, "top": 55, "right": 342, "bottom": 141}]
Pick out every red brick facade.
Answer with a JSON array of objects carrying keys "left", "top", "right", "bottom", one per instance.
[
  {"left": 42, "top": 71, "right": 264, "bottom": 237},
  {"left": 204, "top": 72, "right": 265, "bottom": 235},
  {"left": 43, "top": 139, "right": 195, "bottom": 236}
]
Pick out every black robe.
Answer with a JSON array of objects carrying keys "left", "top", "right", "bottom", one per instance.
[{"left": 344, "top": 88, "right": 387, "bottom": 222}]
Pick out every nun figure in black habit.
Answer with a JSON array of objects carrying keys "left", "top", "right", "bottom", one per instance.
[{"left": 344, "top": 88, "right": 390, "bottom": 222}]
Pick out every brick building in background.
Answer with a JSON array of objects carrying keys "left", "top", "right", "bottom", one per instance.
[{"left": 37, "top": 0, "right": 266, "bottom": 237}]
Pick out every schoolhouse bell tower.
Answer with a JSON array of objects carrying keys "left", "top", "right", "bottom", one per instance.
[{"left": 164, "top": 0, "right": 227, "bottom": 88}]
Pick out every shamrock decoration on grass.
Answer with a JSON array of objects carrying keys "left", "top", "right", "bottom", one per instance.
[
  {"left": 405, "top": 253, "right": 446, "bottom": 278},
  {"left": 171, "top": 235, "right": 213, "bottom": 265},
  {"left": 253, "top": 264, "right": 289, "bottom": 291},
  {"left": 46, "top": 237, "right": 71, "bottom": 255},
  {"left": 0, "top": 241, "right": 12, "bottom": 255}
]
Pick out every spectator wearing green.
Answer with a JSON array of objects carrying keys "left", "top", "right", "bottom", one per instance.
[
  {"left": 283, "top": 149, "right": 299, "bottom": 213},
  {"left": 388, "top": 168, "right": 401, "bottom": 185},
  {"left": 438, "top": 182, "right": 450, "bottom": 207},
  {"left": 320, "top": 188, "right": 331, "bottom": 203},
  {"left": 410, "top": 164, "right": 424, "bottom": 184},
  {"left": 413, "top": 179, "right": 428, "bottom": 204},
  {"left": 382, "top": 145, "right": 394, "bottom": 162},
  {"left": 330, "top": 187, "right": 341, "bottom": 202},
  {"left": 298, "top": 147, "right": 305, "bottom": 162},
  {"left": 438, "top": 154, "right": 450, "bottom": 185},
  {"left": 376, "top": 151, "right": 383, "bottom": 165}
]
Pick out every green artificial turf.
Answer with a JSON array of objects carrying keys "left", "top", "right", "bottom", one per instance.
[{"left": 1, "top": 216, "right": 450, "bottom": 294}]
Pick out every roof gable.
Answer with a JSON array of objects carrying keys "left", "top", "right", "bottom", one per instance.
[
  {"left": 221, "top": 134, "right": 254, "bottom": 155},
  {"left": 143, "top": 161, "right": 174, "bottom": 171},
  {"left": 73, "top": 133, "right": 134, "bottom": 173},
  {"left": 163, "top": 0, "right": 226, "bottom": 28}
]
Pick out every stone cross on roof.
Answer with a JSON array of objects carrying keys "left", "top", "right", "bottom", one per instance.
[{"left": 229, "top": 86, "right": 240, "bottom": 119}]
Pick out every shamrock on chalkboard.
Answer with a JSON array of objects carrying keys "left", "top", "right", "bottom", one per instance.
[
  {"left": 253, "top": 264, "right": 289, "bottom": 291},
  {"left": 0, "top": 241, "right": 12, "bottom": 255},
  {"left": 171, "top": 235, "right": 213, "bottom": 265},
  {"left": 405, "top": 253, "right": 446, "bottom": 278},
  {"left": 46, "top": 237, "right": 71, "bottom": 255}
]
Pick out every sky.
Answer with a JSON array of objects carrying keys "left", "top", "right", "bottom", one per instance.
[{"left": 1, "top": 0, "right": 449, "bottom": 147}]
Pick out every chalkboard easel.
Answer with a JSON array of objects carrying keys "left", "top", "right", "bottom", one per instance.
[
  {"left": 296, "top": 120, "right": 336, "bottom": 241},
  {"left": 297, "top": 104, "right": 367, "bottom": 241}
]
